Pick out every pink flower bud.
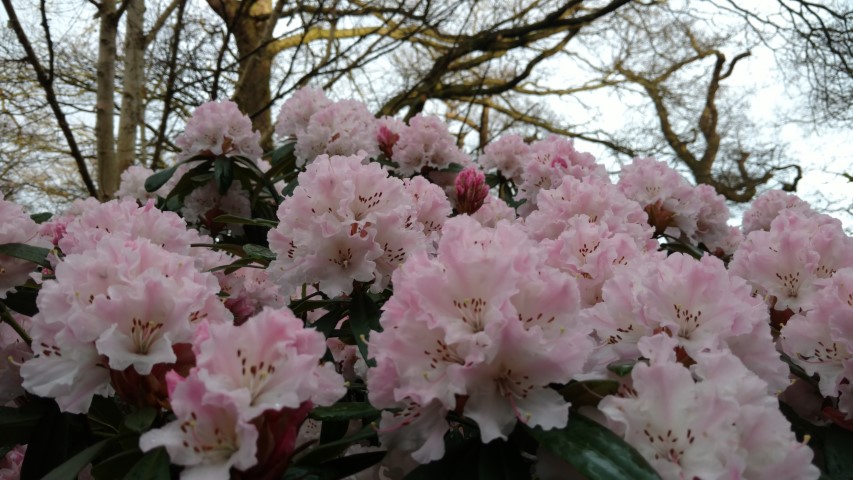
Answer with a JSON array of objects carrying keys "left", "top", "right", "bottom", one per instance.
[{"left": 454, "top": 166, "right": 489, "bottom": 215}]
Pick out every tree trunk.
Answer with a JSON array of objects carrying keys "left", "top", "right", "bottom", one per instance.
[
  {"left": 208, "top": 0, "right": 274, "bottom": 149},
  {"left": 96, "top": 0, "right": 118, "bottom": 199},
  {"left": 116, "top": 0, "right": 146, "bottom": 175}
]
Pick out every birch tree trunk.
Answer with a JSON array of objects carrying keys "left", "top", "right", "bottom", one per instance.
[
  {"left": 116, "top": 0, "right": 146, "bottom": 176},
  {"left": 96, "top": 0, "right": 118, "bottom": 199}
]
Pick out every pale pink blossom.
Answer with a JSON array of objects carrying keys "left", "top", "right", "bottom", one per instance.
[
  {"left": 0, "top": 193, "right": 46, "bottom": 298},
  {"left": 393, "top": 114, "right": 469, "bottom": 176},
  {"left": 0, "top": 313, "right": 31, "bottom": 405},
  {"left": 376, "top": 116, "right": 406, "bottom": 160},
  {"left": 268, "top": 153, "right": 426, "bottom": 296},
  {"left": 516, "top": 136, "right": 607, "bottom": 213},
  {"left": 478, "top": 134, "right": 532, "bottom": 183},
  {"left": 294, "top": 100, "right": 379, "bottom": 166},
  {"left": 139, "top": 372, "right": 259, "bottom": 480},
  {"left": 115, "top": 165, "right": 163, "bottom": 201},
  {"left": 470, "top": 194, "right": 517, "bottom": 228},
  {"left": 403, "top": 176, "right": 452, "bottom": 242},
  {"left": 176, "top": 100, "right": 262, "bottom": 161},
  {"left": 275, "top": 87, "right": 331, "bottom": 139},
  {"left": 193, "top": 306, "right": 345, "bottom": 419},
  {"left": 742, "top": 190, "right": 814, "bottom": 235},
  {"left": 181, "top": 181, "right": 252, "bottom": 235}
]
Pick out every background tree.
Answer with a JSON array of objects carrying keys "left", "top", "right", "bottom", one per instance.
[{"left": 0, "top": 0, "right": 849, "bottom": 216}]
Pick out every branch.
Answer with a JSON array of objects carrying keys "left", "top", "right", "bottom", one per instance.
[{"left": 1, "top": 0, "right": 98, "bottom": 198}]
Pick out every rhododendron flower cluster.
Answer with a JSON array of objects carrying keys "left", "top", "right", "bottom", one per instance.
[
  {"left": 267, "top": 152, "right": 436, "bottom": 296},
  {"left": 0, "top": 193, "right": 48, "bottom": 298},
  {"left": 140, "top": 307, "right": 345, "bottom": 479},
  {"left": 367, "top": 216, "right": 594, "bottom": 462},
  {"left": 600, "top": 335, "right": 818, "bottom": 480},
  {"left": 175, "top": 100, "right": 262, "bottom": 161}
]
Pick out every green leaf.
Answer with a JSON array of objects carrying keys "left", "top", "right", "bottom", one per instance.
[
  {"left": 144, "top": 164, "right": 180, "bottom": 193},
  {"left": 42, "top": 438, "right": 112, "bottom": 480},
  {"left": 243, "top": 243, "right": 277, "bottom": 261},
  {"left": 30, "top": 212, "right": 53, "bottom": 224},
  {"left": 309, "top": 403, "right": 381, "bottom": 422},
  {"left": 0, "top": 405, "right": 43, "bottom": 447},
  {"left": 2, "top": 287, "right": 39, "bottom": 316},
  {"left": 123, "top": 447, "right": 171, "bottom": 480},
  {"left": 281, "top": 176, "right": 300, "bottom": 197},
  {"left": 824, "top": 425, "right": 853, "bottom": 479},
  {"left": 525, "top": 413, "right": 660, "bottom": 480},
  {"left": 295, "top": 426, "right": 378, "bottom": 466},
  {"left": 0, "top": 243, "right": 51, "bottom": 268},
  {"left": 284, "top": 451, "right": 386, "bottom": 480},
  {"left": 348, "top": 289, "right": 382, "bottom": 368},
  {"left": 404, "top": 435, "right": 480, "bottom": 480},
  {"left": 477, "top": 439, "right": 531, "bottom": 480},
  {"left": 271, "top": 141, "right": 296, "bottom": 167},
  {"left": 606, "top": 360, "right": 637, "bottom": 377},
  {"left": 214, "top": 156, "right": 234, "bottom": 195},
  {"left": 21, "top": 401, "right": 79, "bottom": 480},
  {"left": 211, "top": 214, "right": 278, "bottom": 228},
  {"left": 123, "top": 407, "right": 157, "bottom": 433},
  {"left": 90, "top": 449, "right": 143, "bottom": 479}
]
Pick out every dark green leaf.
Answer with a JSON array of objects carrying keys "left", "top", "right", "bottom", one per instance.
[
  {"left": 823, "top": 425, "right": 853, "bottom": 478},
  {"left": 271, "top": 141, "right": 296, "bottom": 167},
  {"left": 606, "top": 360, "right": 637, "bottom": 377},
  {"left": 87, "top": 396, "right": 124, "bottom": 437},
  {"left": 214, "top": 156, "right": 234, "bottom": 195},
  {"left": 0, "top": 243, "right": 51, "bottom": 268},
  {"left": 162, "top": 161, "right": 213, "bottom": 201},
  {"left": 309, "top": 403, "right": 381, "bottom": 422},
  {"left": 123, "top": 447, "right": 170, "bottom": 480},
  {"left": 30, "top": 212, "right": 53, "bottom": 224},
  {"left": 320, "top": 419, "right": 349, "bottom": 445},
  {"left": 123, "top": 407, "right": 157, "bottom": 433},
  {"left": 243, "top": 243, "right": 277, "bottom": 261},
  {"left": 478, "top": 439, "right": 531, "bottom": 480},
  {"left": 284, "top": 451, "right": 386, "bottom": 480},
  {"left": 281, "top": 176, "right": 300, "bottom": 197},
  {"left": 348, "top": 290, "right": 382, "bottom": 368},
  {"left": 90, "top": 449, "right": 143, "bottom": 479},
  {"left": 525, "top": 413, "right": 660, "bottom": 480},
  {"left": 2, "top": 287, "right": 39, "bottom": 316},
  {"left": 144, "top": 164, "right": 180, "bottom": 193},
  {"left": 211, "top": 214, "right": 278, "bottom": 228},
  {"left": 42, "top": 438, "right": 112, "bottom": 480},
  {"left": 0, "top": 405, "right": 43, "bottom": 447},
  {"left": 295, "top": 426, "right": 378, "bottom": 466},
  {"left": 21, "top": 401, "right": 80, "bottom": 480}
]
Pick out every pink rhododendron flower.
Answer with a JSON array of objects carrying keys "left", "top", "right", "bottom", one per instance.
[
  {"left": 516, "top": 136, "right": 608, "bottom": 214},
  {"left": 730, "top": 209, "right": 853, "bottom": 312},
  {"left": 219, "top": 267, "right": 287, "bottom": 325},
  {"left": 268, "top": 153, "right": 427, "bottom": 296},
  {"left": 600, "top": 337, "right": 818, "bottom": 480},
  {"left": 470, "top": 194, "right": 517, "bottom": 228},
  {"left": 403, "top": 176, "right": 452, "bottom": 243},
  {"left": 524, "top": 175, "right": 654, "bottom": 247},
  {"left": 742, "top": 189, "right": 814, "bottom": 235},
  {"left": 139, "top": 372, "right": 259, "bottom": 480},
  {"left": 115, "top": 165, "right": 163, "bottom": 201},
  {"left": 193, "top": 306, "right": 345, "bottom": 420},
  {"left": 454, "top": 166, "right": 489, "bottom": 215},
  {"left": 181, "top": 181, "right": 252, "bottom": 236},
  {"left": 0, "top": 312, "right": 31, "bottom": 405},
  {"left": 368, "top": 216, "right": 593, "bottom": 460},
  {"left": 21, "top": 236, "right": 229, "bottom": 413},
  {"left": 176, "top": 100, "right": 262, "bottom": 161},
  {"left": 376, "top": 116, "right": 406, "bottom": 159},
  {"left": 0, "top": 192, "right": 47, "bottom": 299},
  {"left": 393, "top": 114, "right": 469, "bottom": 176},
  {"left": 294, "top": 99, "right": 379, "bottom": 166},
  {"left": 478, "top": 134, "right": 532, "bottom": 183},
  {"left": 0, "top": 445, "right": 25, "bottom": 479},
  {"left": 275, "top": 86, "right": 331, "bottom": 139}
]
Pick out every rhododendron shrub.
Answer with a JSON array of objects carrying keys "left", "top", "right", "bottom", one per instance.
[{"left": 0, "top": 90, "right": 850, "bottom": 480}]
